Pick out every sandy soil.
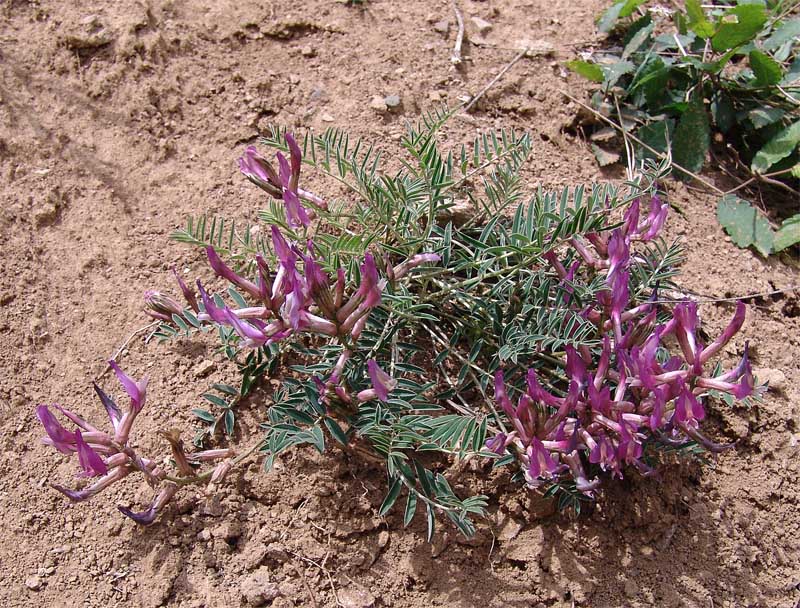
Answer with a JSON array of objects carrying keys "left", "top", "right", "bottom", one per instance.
[{"left": 1, "top": 1, "right": 799, "bottom": 606}]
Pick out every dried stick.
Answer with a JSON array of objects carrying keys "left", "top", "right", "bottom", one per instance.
[
  {"left": 462, "top": 46, "right": 529, "bottom": 113},
  {"left": 451, "top": 0, "right": 465, "bottom": 65}
]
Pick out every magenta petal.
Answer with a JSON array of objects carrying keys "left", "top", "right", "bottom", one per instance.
[
  {"left": 196, "top": 281, "right": 229, "bottom": 324},
  {"left": 285, "top": 132, "right": 302, "bottom": 192},
  {"left": 74, "top": 431, "right": 108, "bottom": 478},
  {"left": 36, "top": 405, "right": 75, "bottom": 454},
  {"left": 367, "top": 359, "right": 396, "bottom": 402},
  {"left": 118, "top": 504, "right": 157, "bottom": 525},
  {"left": 108, "top": 361, "right": 148, "bottom": 413},
  {"left": 93, "top": 383, "right": 122, "bottom": 430},
  {"left": 52, "top": 483, "right": 92, "bottom": 502}
]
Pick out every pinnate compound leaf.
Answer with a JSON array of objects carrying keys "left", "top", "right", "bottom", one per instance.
[
  {"left": 672, "top": 96, "right": 710, "bottom": 175},
  {"left": 711, "top": 5, "right": 767, "bottom": 52},
  {"left": 566, "top": 60, "right": 604, "bottom": 83},
  {"left": 717, "top": 195, "right": 774, "bottom": 256},
  {"left": 773, "top": 214, "right": 800, "bottom": 252},
  {"left": 685, "top": 0, "right": 715, "bottom": 38},
  {"left": 751, "top": 120, "right": 800, "bottom": 174},
  {"left": 749, "top": 50, "right": 782, "bottom": 87}
]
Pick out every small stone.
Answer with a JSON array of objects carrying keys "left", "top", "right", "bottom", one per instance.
[
  {"left": 433, "top": 20, "right": 450, "bottom": 34},
  {"left": 25, "top": 576, "right": 42, "bottom": 591},
  {"left": 471, "top": 16, "right": 492, "bottom": 35},
  {"left": 498, "top": 518, "right": 524, "bottom": 541},
  {"left": 377, "top": 530, "right": 390, "bottom": 548},
  {"left": 300, "top": 45, "right": 315, "bottom": 57},
  {"left": 753, "top": 367, "right": 786, "bottom": 392},
  {"left": 240, "top": 567, "right": 280, "bottom": 606},
  {"left": 428, "top": 90, "right": 443, "bottom": 102},
  {"left": 338, "top": 586, "right": 376, "bottom": 608},
  {"left": 640, "top": 545, "right": 654, "bottom": 557},
  {"left": 193, "top": 360, "right": 216, "bottom": 378},
  {"left": 197, "top": 529, "right": 212, "bottom": 542},
  {"left": 384, "top": 94, "right": 401, "bottom": 109},
  {"left": 369, "top": 95, "right": 388, "bottom": 113},
  {"left": 289, "top": 74, "right": 300, "bottom": 85},
  {"left": 624, "top": 579, "right": 638, "bottom": 597},
  {"left": 321, "top": 113, "right": 335, "bottom": 122}
]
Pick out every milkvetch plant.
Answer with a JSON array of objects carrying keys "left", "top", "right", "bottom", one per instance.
[{"left": 37, "top": 109, "right": 762, "bottom": 537}]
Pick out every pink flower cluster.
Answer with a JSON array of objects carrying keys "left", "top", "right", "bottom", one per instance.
[{"left": 488, "top": 195, "right": 756, "bottom": 493}]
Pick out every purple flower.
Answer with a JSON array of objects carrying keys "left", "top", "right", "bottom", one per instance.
[
  {"left": 494, "top": 371, "right": 514, "bottom": 416},
  {"left": 74, "top": 431, "right": 108, "bottom": 478},
  {"left": 285, "top": 132, "right": 303, "bottom": 193},
  {"left": 392, "top": 252, "right": 442, "bottom": 279},
  {"left": 359, "top": 253, "right": 382, "bottom": 308},
  {"left": 118, "top": 483, "right": 179, "bottom": 526},
  {"left": 108, "top": 361, "right": 148, "bottom": 414},
  {"left": 206, "top": 247, "right": 260, "bottom": 298},
  {"left": 143, "top": 290, "right": 184, "bottom": 322},
  {"left": 673, "top": 380, "right": 705, "bottom": 428},
  {"left": 238, "top": 145, "right": 282, "bottom": 197},
  {"left": 172, "top": 266, "right": 199, "bottom": 312},
  {"left": 527, "top": 438, "right": 558, "bottom": 480},
  {"left": 36, "top": 405, "right": 75, "bottom": 454},
  {"left": 197, "top": 281, "right": 229, "bottom": 324},
  {"left": 367, "top": 360, "right": 397, "bottom": 402},
  {"left": 485, "top": 433, "right": 508, "bottom": 454},
  {"left": 639, "top": 194, "right": 668, "bottom": 241},
  {"left": 93, "top": 383, "right": 122, "bottom": 432},
  {"left": 700, "top": 301, "right": 745, "bottom": 364}
]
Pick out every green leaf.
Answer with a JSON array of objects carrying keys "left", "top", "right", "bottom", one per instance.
[
  {"left": 672, "top": 95, "right": 710, "bottom": 175},
  {"left": 749, "top": 50, "right": 782, "bottom": 86},
  {"left": 711, "top": 5, "right": 767, "bottom": 52},
  {"left": 565, "top": 60, "right": 604, "bottom": 83},
  {"left": 636, "top": 120, "right": 674, "bottom": 159},
  {"left": 425, "top": 503, "right": 435, "bottom": 542},
  {"left": 403, "top": 492, "right": 418, "bottom": 527},
  {"left": 192, "top": 409, "right": 215, "bottom": 422},
  {"left": 763, "top": 18, "right": 800, "bottom": 51},
  {"left": 323, "top": 417, "right": 349, "bottom": 445},
  {"left": 773, "top": 214, "right": 800, "bottom": 252},
  {"left": 224, "top": 409, "right": 235, "bottom": 435},
  {"left": 203, "top": 393, "right": 229, "bottom": 408},
  {"left": 748, "top": 106, "right": 785, "bottom": 129},
  {"left": 622, "top": 21, "right": 654, "bottom": 59},
  {"left": 379, "top": 477, "right": 403, "bottom": 516},
  {"left": 601, "top": 60, "right": 636, "bottom": 87},
  {"left": 717, "top": 195, "right": 774, "bottom": 256},
  {"left": 685, "top": 0, "right": 715, "bottom": 38},
  {"left": 597, "top": 0, "right": 646, "bottom": 33},
  {"left": 751, "top": 120, "right": 800, "bottom": 174}
]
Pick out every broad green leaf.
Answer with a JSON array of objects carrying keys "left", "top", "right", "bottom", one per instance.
[
  {"left": 323, "top": 417, "right": 349, "bottom": 445},
  {"left": 763, "top": 19, "right": 800, "bottom": 51},
  {"left": 622, "top": 21, "right": 654, "bottom": 59},
  {"left": 598, "top": 0, "right": 646, "bottom": 33},
  {"left": 601, "top": 60, "right": 636, "bottom": 88},
  {"left": 711, "top": 5, "right": 767, "bottom": 52},
  {"left": 748, "top": 106, "right": 785, "bottom": 129},
  {"left": 749, "top": 50, "right": 782, "bottom": 86},
  {"left": 636, "top": 120, "right": 674, "bottom": 159},
  {"left": 565, "top": 60, "right": 604, "bottom": 83},
  {"left": 773, "top": 214, "right": 800, "bottom": 252},
  {"left": 783, "top": 57, "right": 800, "bottom": 85},
  {"left": 751, "top": 120, "right": 800, "bottom": 174},
  {"left": 717, "top": 195, "right": 774, "bottom": 256},
  {"left": 686, "top": 0, "right": 715, "bottom": 38},
  {"left": 711, "top": 92, "right": 735, "bottom": 133},
  {"left": 631, "top": 56, "right": 669, "bottom": 110},
  {"left": 672, "top": 95, "right": 710, "bottom": 175}
]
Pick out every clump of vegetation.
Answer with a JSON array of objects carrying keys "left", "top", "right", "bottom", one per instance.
[
  {"left": 35, "top": 110, "right": 760, "bottom": 538},
  {"left": 568, "top": 0, "right": 799, "bottom": 255}
]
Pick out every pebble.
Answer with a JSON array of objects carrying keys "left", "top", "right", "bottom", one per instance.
[
  {"left": 384, "top": 94, "right": 401, "bottom": 109},
  {"left": 193, "top": 360, "right": 216, "bottom": 379},
  {"left": 300, "top": 45, "right": 315, "bottom": 57},
  {"left": 428, "top": 90, "right": 443, "bottom": 102},
  {"left": 433, "top": 20, "right": 450, "bottom": 34},
  {"left": 471, "top": 16, "right": 492, "bottom": 35},
  {"left": 369, "top": 95, "right": 388, "bottom": 113},
  {"left": 321, "top": 113, "right": 335, "bottom": 122},
  {"left": 338, "top": 587, "right": 376, "bottom": 608},
  {"left": 25, "top": 576, "right": 42, "bottom": 591},
  {"left": 753, "top": 367, "right": 786, "bottom": 392},
  {"left": 624, "top": 578, "right": 638, "bottom": 597},
  {"left": 240, "top": 567, "right": 280, "bottom": 606}
]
